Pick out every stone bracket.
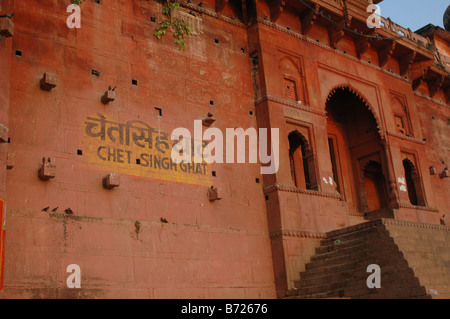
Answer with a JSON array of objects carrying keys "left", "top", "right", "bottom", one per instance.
[
  {"left": 208, "top": 186, "right": 222, "bottom": 202},
  {"left": 103, "top": 173, "right": 120, "bottom": 189},
  {"left": 354, "top": 36, "right": 371, "bottom": 58},
  {"left": 101, "top": 87, "right": 116, "bottom": 104},
  {"left": 329, "top": 25, "right": 344, "bottom": 48},
  {"left": 399, "top": 51, "right": 416, "bottom": 76},
  {"left": 38, "top": 157, "right": 56, "bottom": 181},
  {"left": 0, "top": 17, "right": 14, "bottom": 37},
  {"left": 6, "top": 152, "right": 14, "bottom": 170},
  {"left": 300, "top": 4, "right": 319, "bottom": 35},
  {"left": 269, "top": 0, "right": 286, "bottom": 23},
  {"left": 40, "top": 72, "right": 58, "bottom": 91},
  {"left": 377, "top": 41, "right": 396, "bottom": 68},
  {"left": 0, "top": 124, "right": 8, "bottom": 143}
]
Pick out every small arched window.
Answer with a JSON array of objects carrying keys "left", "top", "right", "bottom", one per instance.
[
  {"left": 402, "top": 159, "right": 425, "bottom": 206},
  {"left": 288, "top": 131, "right": 318, "bottom": 190}
]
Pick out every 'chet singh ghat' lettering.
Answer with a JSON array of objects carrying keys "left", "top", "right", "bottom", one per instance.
[{"left": 84, "top": 114, "right": 279, "bottom": 175}]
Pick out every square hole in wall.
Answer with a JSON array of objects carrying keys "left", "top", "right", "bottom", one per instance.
[
  {"left": 212, "top": 171, "right": 216, "bottom": 177},
  {"left": 136, "top": 159, "right": 141, "bottom": 165},
  {"left": 214, "top": 39, "right": 219, "bottom": 44},
  {"left": 255, "top": 178, "right": 260, "bottom": 183},
  {"left": 155, "top": 107, "right": 162, "bottom": 116},
  {"left": 15, "top": 50, "right": 22, "bottom": 57},
  {"left": 132, "top": 79, "right": 138, "bottom": 86},
  {"left": 77, "top": 149, "right": 83, "bottom": 156}
]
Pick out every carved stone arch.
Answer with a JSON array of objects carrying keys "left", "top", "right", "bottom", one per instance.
[
  {"left": 279, "top": 56, "right": 302, "bottom": 75},
  {"left": 288, "top": 130, "right": 311, "bottom": 154},
  {"left": 288, "top": 130, "right": 318, "bottom": 190},
  {"left": 402, "top": 158, "right": 418, "bottom": 175},
  {"left": 391, "top": 95, "right": 413, "bottom": 136},
  {"left": 326, "top": 84, "right": 384, "bottom": 139},
  {"left": 279, "top": 55, "right": 308, "bottom": 104},
  {"left": 391, "top": 96, "right": 407, "bottom": 113},
  {"left": 360, "top": 159, "right": 382, "bottom": 179}
]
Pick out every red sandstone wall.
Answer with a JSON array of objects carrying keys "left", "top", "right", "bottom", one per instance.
[
  {"left": 0, "top": 0, "right": 13, "bottom": 200},
  {"left": 0, "top": 0, "right": 276, "bottom": 298},
  {"left": 250, "top": 0, "right": 449, "bottom": 295}
]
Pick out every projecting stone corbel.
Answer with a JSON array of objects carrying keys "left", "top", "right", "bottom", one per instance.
[
  {"left": 399, "top": 51, "right": 416, "bottom": 76},
  {"left": 425, "top": 73, "right": 444, "bottom": 98},
  {"left": 103, "top": 173, "right": 120, "bottom": 189},
  {"left": 300, "top": 4, "right": 319, "bottom": 35},
  {"left": 38, "top": 157, "right": 56, "bottom": 181},
  {"left": 40, "top": 72, "right": 58, "bottom": 91},
  {"left": 329, "top": 25, "right": 344, "bottom": 48},
  {"left": 6, "top": 153, "right": 14, "bottom": 170},
  {"left": 342, "top": 3, "right": 352, "bottom": 28},
  {"left": 215, "top": 0, "right": 229, "bottom": 12},
  {"left": 269, "top": 0, "right": 286, "bottom": 23},
  {"left": 101, "top": 86, "right": 116, "bottom": 104},
  {"left": 354, "top": 36, "right": 371, "bottom": 58},
  {"left": 0, "top": 16, "right": 14, "bottom": 37},
  {"left": 377, "top": 41, "right": 396, "bottom": 68},
  {"left": 0, "top": 124, "right": 8, "bottom": 143},
  {"left": 208, "top": 186, "right": 222, "bottom": 202}
]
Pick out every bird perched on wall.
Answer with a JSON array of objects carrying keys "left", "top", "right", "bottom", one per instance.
[
  {"left": 0, "top": 13, "right": 14, "bottom": 18},
  {"left": 41, "top": 206, "right": 50, "bottom": 212},
  {"left": 50, "top": 207, "right": 58, "bottom": 213},
  {"left": 160, "top": 217, "right": 168, "bottom": 223},
  {"left": 65, "top": 208, "right": 73, "bottom": 215}
]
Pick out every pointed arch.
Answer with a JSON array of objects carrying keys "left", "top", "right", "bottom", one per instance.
[
  {"left": 326, "top": 84, "right": 384, "bottom": 139},
  {"left": 288, "top": 130, "right": 318, "bottom": 190},
  {"left": 402, "top": 158, "right": 425, "bottom": 206}
]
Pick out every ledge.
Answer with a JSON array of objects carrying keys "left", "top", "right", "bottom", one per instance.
[
  {"left": 269, "top": 228, "right": 327, "bottom": 240},
  {"left": 396, "top": 202, "right": 439, "bottom": 212},
  {"left": 382, "top": 218, "right": 449, "bottom": 231},
  {"left": 263, "top": 183, "right": 342, "bottom": 200},
  {"left": 386, "top": 131, "right": 426, "bottom": 145},
  {"left": 255, "top": 94, "right": 327, "bottom": 117}
]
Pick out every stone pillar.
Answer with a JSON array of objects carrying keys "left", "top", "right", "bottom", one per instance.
[{"left": 381, "top": 138, "right": 399, "bottom": 209}]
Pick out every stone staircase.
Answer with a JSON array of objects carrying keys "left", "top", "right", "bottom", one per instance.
[{"left": 286, "top": 219, "right": 450, "bottom": 299}]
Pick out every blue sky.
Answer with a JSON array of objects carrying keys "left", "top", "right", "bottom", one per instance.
[{"left": 378, "top": 0, "right": 448, "bottom": 31}]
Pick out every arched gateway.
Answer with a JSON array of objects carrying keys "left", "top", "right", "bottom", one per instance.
[{"left": 325, "top": 86, "right": 389, "bottom": 214}]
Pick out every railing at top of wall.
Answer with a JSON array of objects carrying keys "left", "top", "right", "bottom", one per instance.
[
  {"left": 379, "top": 16, "right": 431, "bottom": 48},
  {"left": 315, "top": 0, "right": 431, "bottom": 49}
]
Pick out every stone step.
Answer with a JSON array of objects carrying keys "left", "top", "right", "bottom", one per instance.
[
  {"left": 298, "top": 264, "right": 418, "bottom": 290},
  {"left": 321, "top": 226, "right": 379, "bottom": 246},
  {"left": 305, "top": 254, "right": 369, "bottom": 272},
  {"left": 314, "top": 237, "right": 369, "bottom": 255}
]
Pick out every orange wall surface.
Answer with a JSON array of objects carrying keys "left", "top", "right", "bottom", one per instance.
[
  {"left": 0, "top": 0, "right": 449, "bottom": 299},
  {"left": 0, "top": 0, "right": 276, "bottom": 298}
]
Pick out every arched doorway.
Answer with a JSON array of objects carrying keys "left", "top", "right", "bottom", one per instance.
[
  {"left": 326, "top": 86, "right": 388, "bottom": 214},
  {"left": 363, "top": 161, "right": 388, "bottom": 212}
]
